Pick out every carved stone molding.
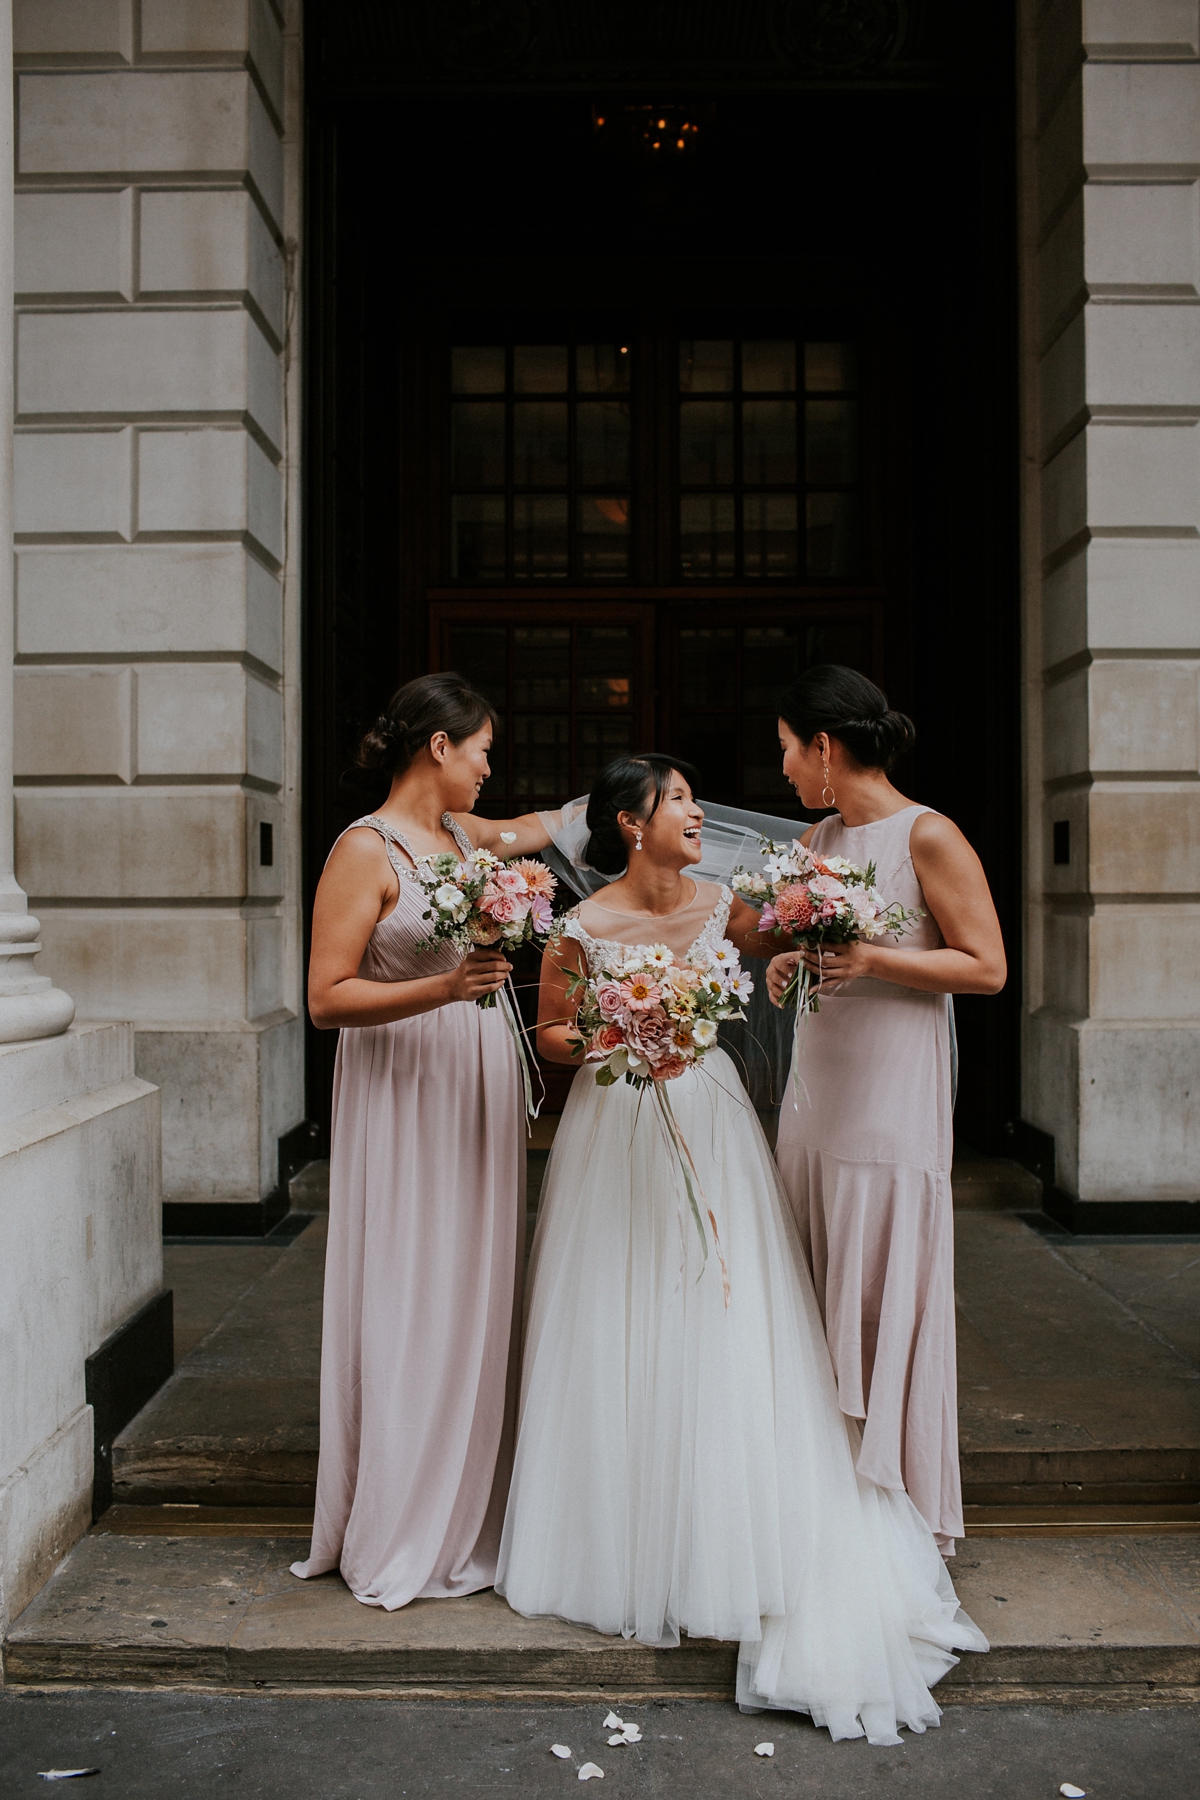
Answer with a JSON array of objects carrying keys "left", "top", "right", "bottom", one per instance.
[
  {"left": 311, "top": 0, "right": 943, "bottom": 98},
  {"left": 771, "top": 0, "right": 907, "bottom": 73}
]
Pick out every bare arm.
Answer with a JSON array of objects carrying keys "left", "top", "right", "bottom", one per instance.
[
  {"left": 724, "top": 893, "right": 783, "bottom": 962},
  {"left": 307, "top": 830, "right": 510, "bottom": 1029},
  {"left": 448, "top": 810, "right": 555, "bottom": 857},
  {"left": 765, "top": 812, "right": 1006, "bottom": 1002},
  {"left": 536, "top": 932, "right": 587, "bottom": 1065}
]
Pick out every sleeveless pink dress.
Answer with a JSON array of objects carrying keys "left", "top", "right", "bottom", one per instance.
[
  {"left": 773, "top": 806, "right": 961, "bottom": 1552},
  {"left": 291, "top": 814, "right": 525, "bottom": 1608}
]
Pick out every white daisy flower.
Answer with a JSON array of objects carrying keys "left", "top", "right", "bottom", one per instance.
[{"left": 726, "top": 972, "right": 755, "bottom": 1000}]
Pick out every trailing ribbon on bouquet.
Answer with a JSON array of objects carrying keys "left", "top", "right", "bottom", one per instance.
[
  {"left": 649, "top": 1080, "right": 731, "bottom": 1310},
  {"left": 499, "top": 974, "right": 545, "bottom": 1123}
]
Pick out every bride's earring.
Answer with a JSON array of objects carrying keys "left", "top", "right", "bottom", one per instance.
[
  {"left": 634, "top": 829, "right": 643, "bottom": 851},
  {"left": 821, "top": 756, "right": 836, "bottom": 810}
]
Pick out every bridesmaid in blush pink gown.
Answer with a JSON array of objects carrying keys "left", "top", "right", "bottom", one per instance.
[
  {"left": 765, "top": 668, "right": 1006, "bottom": 1555},
  {"left": 292, "top": 673, "right": 560, "bottom": 1609}
]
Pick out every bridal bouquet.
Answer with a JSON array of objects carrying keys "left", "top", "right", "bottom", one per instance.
[
  {"left": 565, "top": 939, "right": 752, "bottom": 1290},
  {"left": 567, "top": 937, "right": 753, "bottom": 1085},
  {"left": 414, "top": 848, "right": 557, "bottom": 1008},
  {"left": 732, "top": 838, "right": 921, "bottom": 1017}
]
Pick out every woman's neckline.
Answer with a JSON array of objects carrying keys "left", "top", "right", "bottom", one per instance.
[
  {"left": 586, "top": 874, "right": 705, "bottom": 920},
  {"left": 825, "top": 802, "right": 924, "bottom": 829}
]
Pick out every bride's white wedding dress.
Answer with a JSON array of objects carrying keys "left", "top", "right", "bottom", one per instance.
[{"left": 496, "top": 880, "right": 987, "bottom": 1746}]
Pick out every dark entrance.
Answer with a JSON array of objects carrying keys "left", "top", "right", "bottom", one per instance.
[{"left": 303, "top": 2, "right": 1019, "bottom": 1150}]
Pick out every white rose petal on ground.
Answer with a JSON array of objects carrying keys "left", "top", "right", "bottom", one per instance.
[
  {"left": 607, "top": 1734, "right": 624, "bottom": 1746},
  {"left": 754, "top": 1742, "right": 775, "bottom": 1757},
  {"left": 1059, "top": 1787, "right": 1086, "bottom": 1798},
  {"left": 550, "top": 1746, "right": 572, "bottom": 1759},
  {"left": 578, "top": 1763, "right": 605, "bottom": 1781},
  {"left": 602, "top": 1712, "right": 624, "bottom": 1730},
  {"left": 621, "top": 1726, "right": 642, "bottom": 1743}
]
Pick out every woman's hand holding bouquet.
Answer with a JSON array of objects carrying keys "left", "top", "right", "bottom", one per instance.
[
  {"left": 415, "top": 849, "right": 557, "bottom": 1008},
  {"left": 733, "top": 839, "right": 921, "bottom": 1017}
]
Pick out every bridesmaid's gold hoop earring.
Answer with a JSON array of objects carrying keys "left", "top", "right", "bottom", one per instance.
[{"left": 821, "top": 759, "right": 836, "bottom": 809}]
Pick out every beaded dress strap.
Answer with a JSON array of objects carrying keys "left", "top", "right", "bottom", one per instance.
[
  {"left": 347, "top": 815, "right": 421, "bottom": 885},
  {"left": 441, "top": 813, "right": 476, "bottom": 858}
]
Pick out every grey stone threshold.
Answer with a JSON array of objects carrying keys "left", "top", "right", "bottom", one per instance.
[{"left": 5, "top": 1531, "right": 1197, "bottom": 1704}]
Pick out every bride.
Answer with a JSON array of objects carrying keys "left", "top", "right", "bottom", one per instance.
[{"left": 495, "top": 753, "right": 987, "bottom": 1746}]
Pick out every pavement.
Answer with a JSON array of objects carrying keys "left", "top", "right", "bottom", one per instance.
[
  {"left": 0, "top": 1689, "right": 1197, "bottom": 1800},
  {"left": 115, "top": 1179, "right": 1200, "bottom": 1511}
]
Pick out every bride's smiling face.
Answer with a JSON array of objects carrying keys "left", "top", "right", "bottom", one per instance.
[{"left": 621, "top": 772, "right": 704, "bottom": 868}]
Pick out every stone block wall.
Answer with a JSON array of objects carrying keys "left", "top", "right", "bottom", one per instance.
[
  {"left": 1021, "top": 0, "right": 1200, "bottom": 1206},
  {"left": 0, "top": 1023, "right": 160, "bottom": 1629},
  {"left": 10, "top": 0, "right": 303, "bottom": 1203}
]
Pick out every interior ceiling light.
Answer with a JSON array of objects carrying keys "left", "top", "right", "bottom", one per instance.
[{"left": 591, "top": 103, "right": 710, "bottom": 160}]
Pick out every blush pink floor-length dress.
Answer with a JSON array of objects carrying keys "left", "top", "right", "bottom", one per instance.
[
  {"left": 773, "top": 805, "right": 962, "bottom": 1553},
  {"left": 291, "top": 814, "right": 525, "bottom": 1609}
]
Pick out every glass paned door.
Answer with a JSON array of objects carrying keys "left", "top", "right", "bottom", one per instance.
[{"left": 428, "top": 601, "right": 654, "bottom": 817}]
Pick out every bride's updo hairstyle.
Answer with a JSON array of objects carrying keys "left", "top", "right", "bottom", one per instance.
[
  {"left": 584, "top": 753, "right": 701, "bottom": 876},
  {"left": 778, "top": 664, "right": 915, "bottom": 772},
  {"left": 356, "top": 672, "right": 498, "bottom": 778}
]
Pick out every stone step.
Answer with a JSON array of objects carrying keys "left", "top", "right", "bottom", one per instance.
[{"left": 5, "top": 1527, "right": 1198, "bottom": 1705}]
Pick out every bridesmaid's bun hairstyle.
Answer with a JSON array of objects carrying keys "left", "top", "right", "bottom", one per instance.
[
  {"left": 584, "top": 753, "right": 701, "bottom": 875},
  {"left": 778, "top": 665, "right": 914, "bottom": 772},
  {"left": 356, "top": 672, "right": 499, "bottom": 777}
]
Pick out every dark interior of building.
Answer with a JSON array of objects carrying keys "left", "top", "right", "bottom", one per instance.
[{"left": 302, "top": 2, "right": 1019, "bottom": 1151}]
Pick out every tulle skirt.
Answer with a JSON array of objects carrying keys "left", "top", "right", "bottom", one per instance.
[{"left": 495, "top": 1050, "right": 986, "bottom": 1745}]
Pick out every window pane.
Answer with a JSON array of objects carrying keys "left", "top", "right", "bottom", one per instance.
[
  {"left": 806, "top": 398, "right": 858, "bottom": 484},
  {"left": 805, "top": 341, "right": 858, "bottom": 392},
  {"left": 806, "top": 492, "right": 861, "bottom": 576},
  {"left": 578, "top": 496, "right": 630, "bottom": 577},
  {"left": 451, "top": 345, "right": 505, "bottom": 394},
  {"left": 448, "top": 625, "right": 507, "bottom": 708},
  {"left": 513, "top": 344, "right": 568, "bottom": 392},
  {"left": 577, "top": 627, "right": 632, "bottom": 709},
  {"left": 679, "top": 400, "right": 734, "bottom": 484},
  {"left": 450, "top": 495, "right": 505, "bottom": 579},
  {"left": 513, "top": 401, "right": 569, "bottom": 485},
  {"left": 742, "top": 340, "right": 795, "bottom": 392},
  {"left": 512, "top": 495, "right": 568, "bottom": 580},
  {"left": 680, "top": 494, "right": 734, "bottom": 578},
  {"left": 513, "top": 714, "right": 570, "bottom": 794},
  {"left": 577, "top": 401, "right": 631, "bottom": 486},
  {"left": 512, "top": 627, "right": 570, "bottom": 706},
  {"left": 743, "top": 714, "right": 793, "bottom": 797},
  {"left": 577, "top": 343, "right": 631, "bottom": 394},
  {"left": 742, "top": 400, "right": 797, "bottom": 484},
  {"left": 679, "top": 628, "right": 737, "bottom": 709},
  {"left": 803, "top": 621, "right": 873, "bottom": 671},
  {"left": 742, "top": 626, "right": 801, "bottom": 707},
  {"left": 743, "top": 492, "right": 798, "bottom": 577},
  {"left": 679, "top": 339, "right": 733, "bottom": 392},
  {"left": 451, "top": 402, "right": 505, "bottom": 485},
  {"left": 578, "top": 716, "right": 633, "bottom": 791}
]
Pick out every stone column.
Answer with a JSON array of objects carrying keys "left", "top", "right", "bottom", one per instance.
[
  {"left": 0, "top": 0, "right": 71, "bottom": 1044},
  {"left": 1020, "top": 0, "right": 1200, "bottom": 1225}
]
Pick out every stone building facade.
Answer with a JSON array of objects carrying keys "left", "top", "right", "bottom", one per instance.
[
  {"left": 1019, "top": 0, "right": 1200, "bottom": 1222},
  {"left": 11, "top": 0, "right": 305, "bottom": 1210},
  {"left": 0, "top": 0, "right": 1196, "bottom": 1626}
]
